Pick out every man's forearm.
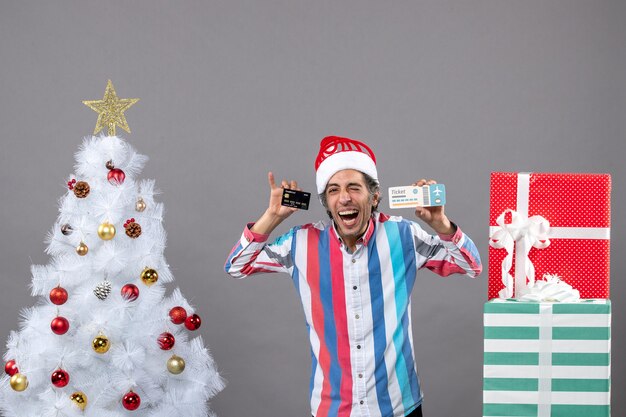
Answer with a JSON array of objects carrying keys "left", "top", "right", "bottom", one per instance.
[
  {"left": 428, "top": 216, "right": 456, "bottom": 235},
  {"left": 250, "top": 209, "right": 287, "bottom": 235}
]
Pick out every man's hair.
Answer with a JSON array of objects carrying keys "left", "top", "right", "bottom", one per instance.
[{"left": 319, "top": 172, "right": 381, "bottom": 219}]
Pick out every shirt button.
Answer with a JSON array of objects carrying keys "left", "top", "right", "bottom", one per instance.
[
  {"left": 357, "top": 345, "right": 361, "bottom": 349},
  {"left": 351, "top": 259, "right": 356, "bottom": 263},
  {"left": 358, "top": 373, "right": 363, "bottom": 378},
  {"left": 353, "top": 286, "right": 358, "bottom": 290},
  {"left": 360, "top": 400, "right": 364, "bottom": 405},
  {"left": 355, "top": 314, "right": 360, "bottom": 319}
]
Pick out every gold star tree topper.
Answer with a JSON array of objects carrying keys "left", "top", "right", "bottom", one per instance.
[{"left": 83, "top": 80, "right": 139, "bottom": 136}]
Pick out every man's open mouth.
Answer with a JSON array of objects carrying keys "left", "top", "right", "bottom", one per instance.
[{"left": 338, "top": 210, "right": 359, "bottom": 224}]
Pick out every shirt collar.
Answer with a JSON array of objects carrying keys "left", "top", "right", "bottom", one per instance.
[{"left": 330, "top": 215, "right": 377, "bottom": 248}]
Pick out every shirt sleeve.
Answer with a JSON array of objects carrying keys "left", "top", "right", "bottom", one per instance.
[
  {"left": 410, "top": 221, "right": 482, "bottom": 278},
  {"left": 224, "top": 223, "right": 295, "bottom": 279}
]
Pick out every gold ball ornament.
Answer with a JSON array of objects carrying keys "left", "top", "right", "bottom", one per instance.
[
  {"left": 135, "top": 197, "right": 146, "bottom": 212},
  {"left": 9, "top": 373, "right": 28, "bottom": 391},
  {"left": 140, "top": 267, "right": 158, "bottom": 286},
  {"left": 92, "top": 334, "right": 110, "bottom": 354},
  {"left": 70, "top": 391, "right": 88, "bottom": 411},
  {"left": 97, "top": 222, "right": 116, "bottom": 240},
  {"left": 167, "top": 355, "right": 186, "bottom": 374},
  {"left": 76, "top": 242, "right": 89, "bottom": 256}
]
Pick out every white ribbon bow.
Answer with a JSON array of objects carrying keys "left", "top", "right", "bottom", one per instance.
[
  {"left": 517, "top": 273, "right": 581, "bottom": 302},
  {"left": 489, "top": 209, "right": 551, "bottom": 298}
]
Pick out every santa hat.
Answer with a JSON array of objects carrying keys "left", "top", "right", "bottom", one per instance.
[{"left": 315, "top": 136, "right": 378, "bottom": 194}]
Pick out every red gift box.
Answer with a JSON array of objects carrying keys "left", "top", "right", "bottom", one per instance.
[{"left": 488, "top": 172, "right": 611, "bottom": 299}]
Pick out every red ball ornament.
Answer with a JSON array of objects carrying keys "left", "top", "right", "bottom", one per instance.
[
  {"left": 122, "top": 390, "right": 141, "bottom": 411},
  {"left": 51, "top": 316, "right": 70, "bottom": 335},
  {"left": 4, "top": 360, "right": 18, "bottom": 377},
  {"left": 185, "top": 314, "right": 202, "bottom": 331},
  {"left": 157, "top": 332, "right": 175, "bottom": 350},
  {"left": 169, "top": 306, "right": 187, "bottom": 325},
  {"left": 121, "top": 284, "right": 140, "bottom": 301},
  {"left": 49, "top": 286, "right": 68, "bottom": 305},
  {"left": 51, "top": 369, "right": 70, "bottom": 388},
  {"left": 107, "top": 168, "right": 126, "bottom": 185}
]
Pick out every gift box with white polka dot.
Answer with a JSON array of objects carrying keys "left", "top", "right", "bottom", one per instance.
[{"left": 488, "top": 172, "right": 611, "bottom": 300}]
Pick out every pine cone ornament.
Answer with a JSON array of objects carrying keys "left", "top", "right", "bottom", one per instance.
[
  {"left": 124, "top": 218, "right": 142, "bottom": 238},
  {"left": 94, "top": 280, "right": 112, "bottom": 300},
  {"left": 73, "top": 181, "right": 90, "bottom": 198}
]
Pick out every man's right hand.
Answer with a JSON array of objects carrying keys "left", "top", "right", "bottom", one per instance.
[
  {"left": 266, "top": 171, "right": 300, "bottom": 220},
  {"left": 250, "top": 172, "right": 301, "bottom": 235}
]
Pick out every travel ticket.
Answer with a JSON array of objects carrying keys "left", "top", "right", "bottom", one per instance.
[{"left": 388, "top": 184, "right": 446, "bottom": 209}]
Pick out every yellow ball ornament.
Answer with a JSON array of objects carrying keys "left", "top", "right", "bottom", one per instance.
[
  {"left": 92, "top": 334, "right": 110, "bottom": 354},
  {"left": 135, "top": 197, "right": 146, "bottom": 212},
  {"left": 9, "top": 373, "right": 28, "bottom": 391},
  {"left": 141, "top": 267, "right": 158, "bottom": 286},
  {"left": 167, "top": 355, "right": 186, "bottom": 374},
  {"left": 70, "top": 391, "right": 88, "bottom": 410},
  {"left": 97, "top": 222, "right": 116, "bottom": 240},
  {"left": 76, "top": 242, "right": 89, "bottom": 256}
]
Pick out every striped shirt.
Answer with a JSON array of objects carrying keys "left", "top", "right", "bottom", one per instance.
[{"left": 225, "top": 212, "right": 482, "bottom": 417}]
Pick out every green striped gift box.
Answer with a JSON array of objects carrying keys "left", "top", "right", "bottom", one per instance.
[{"left": 483, "top": 300, "right": 611, "bottom": 417}]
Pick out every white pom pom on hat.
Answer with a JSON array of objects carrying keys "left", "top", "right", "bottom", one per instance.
[{"left": 315, "top": 136, "right": 378, "bottom": 194}]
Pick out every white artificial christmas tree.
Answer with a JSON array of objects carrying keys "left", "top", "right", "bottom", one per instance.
[{"left": 0, "top": 81, "right": 224, "bottom": 417}]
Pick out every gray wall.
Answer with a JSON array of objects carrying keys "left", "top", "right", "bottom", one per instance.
[{"left": 1, "top": 1, "right": 624, "bottom": 416}]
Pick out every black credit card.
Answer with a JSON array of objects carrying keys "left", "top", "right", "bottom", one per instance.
[{"left": 281, "top": 189, "right": 311, "bottom": 210}]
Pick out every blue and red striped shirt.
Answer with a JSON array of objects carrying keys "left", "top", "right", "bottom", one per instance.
[{"left": 225, "top": 212, "right": 482, "bottom": 417}]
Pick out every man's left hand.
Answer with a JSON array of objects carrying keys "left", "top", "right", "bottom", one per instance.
[{"left": 413, "top": 179, "right": 456, "bottom": 235}]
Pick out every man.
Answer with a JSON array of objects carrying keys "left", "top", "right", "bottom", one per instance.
[{"left": 225, "top": 136, "right": 482, "bottom": 417}]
